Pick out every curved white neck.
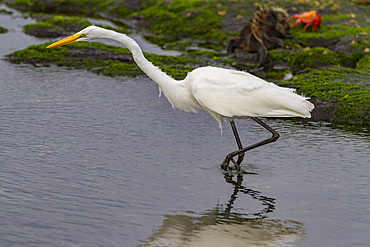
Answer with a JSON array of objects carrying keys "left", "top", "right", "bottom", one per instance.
[
  {"left": 101, "top": 29, "right": 200, "bottom": 113},
  {"left": 109, "top": 31, "right": 177, "bottom": 86}
]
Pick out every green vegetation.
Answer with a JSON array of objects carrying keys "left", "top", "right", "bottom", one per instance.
[
  {"left": 0, "top": 8, "right": 13, "bottom": 15},
  {"left": 23, "top": 15, "right": 128, "bottom": 38},
  {"left": 23, "top": 15, "right": 92, "bottom": 37},
  {"left": 40, "top": 16, "right": 91, "bottom": 31},
  {"left": 0, "top": 25, "right": 8, "bottom": 33},
  {"left": 7, "top": 0, "right": 228, "bottom": 47},
  {"left": 7, "top": 43, "right": 71, "bottom": 64},
  {"left": 6, "top": 42, "right": 197, "bottom": 79},
  {"left": 290, "top": 47, "right": 357, "bottom": 73},
  {"left": 24, "top": 22, "right": 63, "bottom": 37},
  {"left": 356, "top": 54, "right": 370, "bottom": 71},
  {"left": 268, "top": 47, "right": 364, "bottom": 73},
  {"left": 138, "top": 1, "right": 226, "bottom": 41},
  {"left": 299, "top": 25, "right": 369, "bottom": 40},
  {"left": 278, "top": 67, "right": 369, "bottom": 124},
  {"left": 6, "top": 0, "right": 109, "bottom": 16},
  {"left": 7, "top": 0, "right": 370, "bottom": 51},
  {"left": 351, "top": 37, "right": 370, "bottom": 52},
  {"left": 285, "top": 25, "right": 370, "bottom": 48}
]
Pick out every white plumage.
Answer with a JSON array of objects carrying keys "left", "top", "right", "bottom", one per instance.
[
  {"left": 47, "top": 26, "right": 314, "bottom": 170},
  {"left": 187, "top": 67, "right": 313, "bottom": 128}
]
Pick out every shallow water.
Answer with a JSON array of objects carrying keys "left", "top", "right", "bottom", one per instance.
[{"left": 0, "top": 5, "right": 369, "bottom": 247}]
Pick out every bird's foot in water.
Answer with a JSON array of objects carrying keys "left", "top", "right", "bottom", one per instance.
[{"left": 220, "top": 155, "right": 240, "bottom": 171}]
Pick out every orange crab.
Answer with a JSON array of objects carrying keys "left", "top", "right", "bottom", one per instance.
[{"left": 288, "top": 10, "right": 322, "bottom": 31}]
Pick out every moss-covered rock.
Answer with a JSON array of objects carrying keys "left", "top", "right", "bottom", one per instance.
[
  {"left": 5, "top": 0, "right": 229, "bottom": 48},
  {"left": 5, "top": 42, "right": 198, "bottom": 79},
  {"left": 356, "top": 54, "right": 370, "bottom": 72},
  {"left": 0, "top": 25, "right": 8, "bottom": 33},
  {"left": 0, "top": 8, "right": 13, "bottom": 15},
  {"left": 267, "top": 47, "right": 365, "bottom": 75},
  {"left": 287, "top": 24, "right": 370, "bottom": 48},
  {"left": 24, "top": 22, "right": 65, "bottom": 38},
  {"left": 23, "top": 15, "right": 130, "bottom": 38},
  {"left": 277, "top": 67, "right": 370, "bottom": 125},
  {"left": 6, "top": 0, "right": 109, "bottom": 16},
  {"left": 24, "top": 15, "right": 93, "bottom": 38},
  {"left": 6, "top": 0, "right": 370, "bottom": 52},
  {"left": 291, "top": 47, "right": 346, "bottom": 74},
  {"left": 138, "top": 1, "right": 227, "bottom": 41},
  {"left": 42, "top": 16, "right": 91, "bottom": 32}
]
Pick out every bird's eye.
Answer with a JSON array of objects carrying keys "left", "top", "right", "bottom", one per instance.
[{"left": 80, "top": 34, "right": 86, "bottom": 38}]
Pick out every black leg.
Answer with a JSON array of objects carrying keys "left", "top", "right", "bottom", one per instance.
[
  {"left": 220, "top": 117, "right": 280, "bottom": 171},
  {"left": 230, "top": 120, "right": 245, "bottom": 166}
]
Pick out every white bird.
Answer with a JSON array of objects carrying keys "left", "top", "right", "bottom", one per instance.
[{"left": 47, "top": 26, "right": 314, "bottom": 171}]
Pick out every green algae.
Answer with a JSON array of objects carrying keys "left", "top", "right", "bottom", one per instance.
[
  {"left": 268, "top": 41, "right": 369, "bottom": 121},
  {"left": 356, "top": 54, "right": 370, "bottom": 72},
  {"left": 291, "top": 47, "right": 341, "bottom": 73},
  {"left": 23, "top": 15, "right": 128, "bottom": 38},
  {"left": 7, "top": 43, "right": 70, "bottom": 64},
  {"left": 7, "top": 0, "right": 228, "bottom": 47},
  {"left": 6, "top": 0, "right": 370, "bottom": 50},
  {"left": 267, "top": 49, "right": 295, "bottom": 64},
  {"left": 42, "top": 15, "right": 92, "bottom": 30},
  {"left": 7, "top": 0, "right": 110, "bottom": 16},
  {"left": 297, "top": 25, "right": 370, "bottom": 40},
  {"left": 285, "top": 24, "right": 370, "bottom": 49},
  {"left": 321, "top": 13, "right": 352, "bottom": 22},
  {"left": 23, "top": 15, "right": 92, "bottom": 37},
  {"left": 278, "top": 67, "right": 370, "bottom": 124},
  {"left": 24, "top": 22, "right": 63, "bottom": 37},
  {"left": 81, "top": 58, "right": 141, "bottom": 77},
  {"left": 265, "top": 69, "right": 291, "bottom": 81},
  {"left": 268, "top": 47, "right": 364, "bottom": 73},
  {"left": 0, "top": 25, "right": 8, "bottom": 33},
  {"left": 351, "top": 37, "right": 370, "bottom": 52},
  {"left": 137, "top": 0, "right": 226, "bottom": 41},
  {"left": 6, "top": 41, "right": 196, "bottom": 79},
  {"left": 117, "top": 0, "right": 229, "bottom": 50}
]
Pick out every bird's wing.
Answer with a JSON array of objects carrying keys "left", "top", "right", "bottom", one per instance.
[{"left": 190, "top": 67, "right": 309, "bottom": 119}]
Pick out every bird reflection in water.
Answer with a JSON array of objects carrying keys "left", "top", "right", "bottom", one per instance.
[
  {"left": 141, "top": 174, "right": 304, "bottom": 247},
  {"left": 222, "top": 173, "right": 275, "bottom": 220}
]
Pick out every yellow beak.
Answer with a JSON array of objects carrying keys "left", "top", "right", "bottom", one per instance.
[{"left": 46, "top": 34, "right": 82, "bottom": 48}]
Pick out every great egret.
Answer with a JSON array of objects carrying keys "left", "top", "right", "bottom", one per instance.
[{"left": 47, "top": 26, "right": 314, "bottom": 171}]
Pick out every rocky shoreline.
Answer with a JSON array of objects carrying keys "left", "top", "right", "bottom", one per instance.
[{"left": 2, "top": 0, "right": 369, "bottom": 125}]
